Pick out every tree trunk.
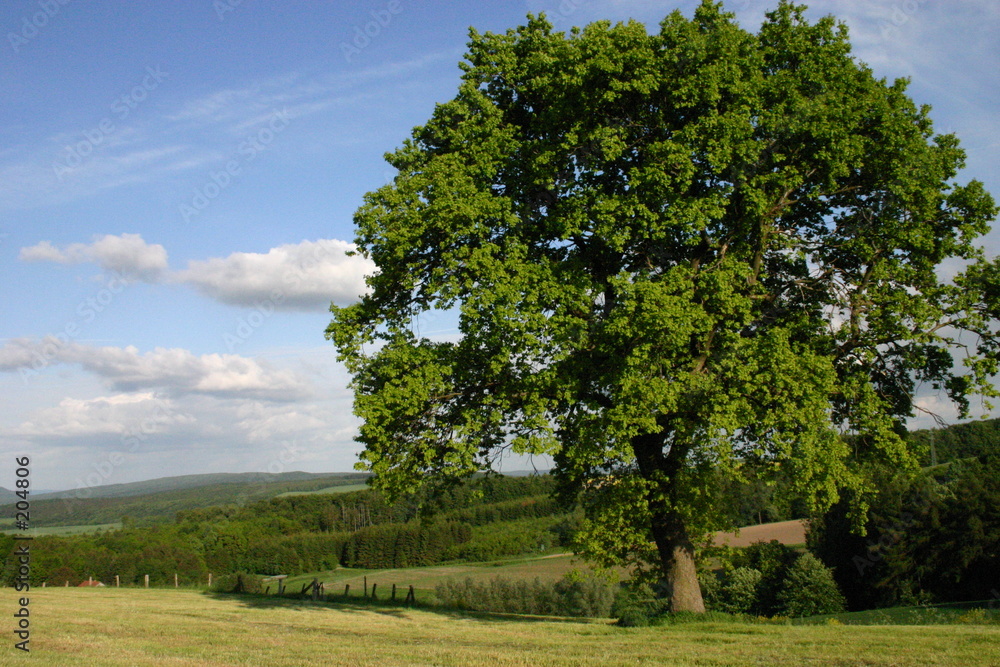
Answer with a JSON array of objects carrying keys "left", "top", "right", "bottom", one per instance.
[
  {"left": 649, "top": 510, "right": 705, "bottom": 613},
  {"left": 633, "top": 428, "right": 706, "bottom": 613}
]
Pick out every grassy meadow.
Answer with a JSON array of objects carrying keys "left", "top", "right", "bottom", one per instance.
[
  {"left": 274, "top": 482, "right": 372, "bottom": 498},
  {"left": 4, "top": 587, "right": 1000, "bottom": 666},
  {"left": 0, "top": 522, "right": 122, "bottom": 537},
  {"left": 280, "top": 551, "right": 595, "bottom": 601}
]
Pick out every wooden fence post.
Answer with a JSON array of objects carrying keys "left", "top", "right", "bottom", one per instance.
[
  {"left": 208, "top": 573, "right": 212, "bottom": 587},
  {"left": 175, "top": 573, "right": 178, "bottom": 588},
  {"left": 364, "top": 576, "right": 368, "bottom": 598},
  {"left": 115, "top": 575, "right": 120, "bottom": 588},
  {"left": 405, "top": 585, "right": 415, "bottom": 604},
  {"left": 312, "top": 578, "right": 320, "bottom": 601},
  {"left": 344, "top": 583, "right": 350, "bottom": 597},
  {"left": 144, "top": 574, "right": 149, "bottom": 588},
  {"left": 371, "top": 583, "right": 377, "bottom": 600},
  {"left": 392, "top": 583, "right": 397, "bottom": 601}
]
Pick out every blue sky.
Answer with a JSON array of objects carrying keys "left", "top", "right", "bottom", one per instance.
[{"left": 1, "top": 0, "right": 998, "bottom": 493}]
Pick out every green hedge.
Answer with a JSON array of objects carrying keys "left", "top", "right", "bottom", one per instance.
[{"left": 435, "top": 574, "right": 614, "bottom": 617}]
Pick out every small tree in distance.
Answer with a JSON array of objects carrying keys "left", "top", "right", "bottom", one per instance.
[{"left": 326, "top": 1, "right": 998, "bottom": 612}]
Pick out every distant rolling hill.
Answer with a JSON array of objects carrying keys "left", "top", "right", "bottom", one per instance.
[
  {"left": 28, "top": 471, "right": 350, "bottom": 502},
  {"left": 0, "top": 471, "right": 371, "bottom": 528}
]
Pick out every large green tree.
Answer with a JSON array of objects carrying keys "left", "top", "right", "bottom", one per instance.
[{"left": 326, "top": 1, "right": 998, "bottom": 612}]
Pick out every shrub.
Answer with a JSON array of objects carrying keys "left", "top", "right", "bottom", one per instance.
[
  {"left": 716, "top": 567, "right": 763, "bottom": 615},
  {"left": 554, "top": 571, "right": 615, "bottom": 618},
  {"left": 703, "top": 542, "right": 846, "bottom": 618},
  {"left": 614, "top": 603, "right": 651, "bottom": 627},
  {"left": 698, "top": 568, "right": 724, "bottom": 611},
  {"left": 737, "top": 540, "right": 798, "bottom": 615},
  {"left": 610, "top": 582, "right": 673, "bottom": 626},
  {"left": 210, "top": 571, "right": 263, "bottom": 595},
  {"left": 777, "top": 553, "right": 846, "bottom": 617}
]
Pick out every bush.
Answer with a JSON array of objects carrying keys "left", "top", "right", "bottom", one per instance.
[
  {"left": 615, "top": 604, "right": 651, "bottom": 627},
  {"left": 554, "top": 571, "right": 615, "bottom": 618},
  {"left": 610, "top": 583, "right": 672, "bottom": 626},
  {"left": 698, "top": 568, "right": 724, "bottom": 612},
  {"left": 703, "top": 542, "right": 846, "bottom": 618},
  {"left": 716, "top": 567, "right": 763, "bottom": 615},
  {"left": 777, "top": 553, "right": 845, "bottom": 617},
  {"left": 738, "top": 540, "right": 799, "bottom": 615},
  {"left": 210, "top": 571, "right": 263, "bottom": 595}
]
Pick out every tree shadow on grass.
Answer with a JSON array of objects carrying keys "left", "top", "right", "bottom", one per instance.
[{"left": 202, "top": 591, "right": 604, "bottom": 625}]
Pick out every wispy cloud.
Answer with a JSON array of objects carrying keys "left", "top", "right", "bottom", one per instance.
[{"left": 0, "top": 53, "right": 445, "bottom": 213}]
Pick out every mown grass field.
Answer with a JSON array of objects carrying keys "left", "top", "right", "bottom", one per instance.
[
  {"left": 274, "top": 482, "right": 371, "bottom": 497},
  {"left": 279, "top": 516, "right": 808, "bottom": 600},
  {"left": 281, "top": 551, "right": 596, "bottom": 601},
  {"left": 4, "top": 588, "right": 1000, "bottom": 666}
]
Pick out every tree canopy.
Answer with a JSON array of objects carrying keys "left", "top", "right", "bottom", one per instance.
[{"left": 326, "top": 1, "right": 998, "bottom": 612}]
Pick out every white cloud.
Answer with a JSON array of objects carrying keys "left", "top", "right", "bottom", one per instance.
[
  {"left": 13, "top": 393, "right": 190, "bottom": 439},
  {"left": 175, "top": 238, "right": 375, "bottom": 309},
  {"left": 0, "top": 338, "right": 311, "bottom": 402},
  {"left": 0, "top": 352, "right": 363, "bottom": 491},
  {"left": 19, "top": 235, "right": 374, "bottom": 311},
  {"left": 20, "top": 233, "right": 168, "bottom": 282}
]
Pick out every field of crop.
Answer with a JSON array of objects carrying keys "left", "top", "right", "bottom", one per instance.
[
  {"left": 4, "top": 588, "right": 999, "bottom": 666},
  {"left": 711, "top": 519, "right": 808, "bottom": 548}
]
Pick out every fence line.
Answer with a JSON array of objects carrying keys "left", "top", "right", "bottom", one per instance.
[{"left": 38, "top": 572, "right": 418, "bottom": 604}]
